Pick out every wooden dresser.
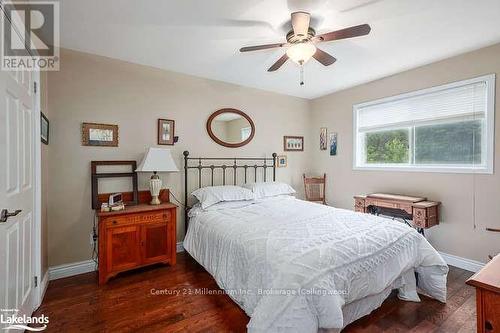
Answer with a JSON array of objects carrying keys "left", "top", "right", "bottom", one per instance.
[
  {"left": 466, "top": 254, "right": 500, "bottom": 333},
  {"left": 97, "top": 199, "right": 177, "bottom": 285}
]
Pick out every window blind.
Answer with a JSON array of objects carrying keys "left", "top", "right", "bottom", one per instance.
[{"left": 357, "top": 81, "right": 487, "bottom": 132}]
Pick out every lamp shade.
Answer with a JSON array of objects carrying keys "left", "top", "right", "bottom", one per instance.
[{"left": 136, "top": 148, "right": 179, "bottom": 173}]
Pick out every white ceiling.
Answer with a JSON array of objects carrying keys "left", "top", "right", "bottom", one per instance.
[{"left": 60, "top": 0, "right": 500, "bottom": 99}]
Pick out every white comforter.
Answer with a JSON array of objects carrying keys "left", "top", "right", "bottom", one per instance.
[{"left": 184, "top": 196, "right": 448, "bottom": 332}]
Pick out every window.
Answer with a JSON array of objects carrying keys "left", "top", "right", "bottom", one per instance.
[
  {"left": 241, "top": 126, "right": 251, "bottom": 141},
  {"left": 353, "top": 74, "right": 495, "bottom": 173}
]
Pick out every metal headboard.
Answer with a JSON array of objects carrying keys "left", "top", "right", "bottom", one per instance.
[{"left": 183, "top": 150, "right": 277, "bottom": 231}]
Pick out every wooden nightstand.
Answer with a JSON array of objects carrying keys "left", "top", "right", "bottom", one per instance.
[{"left": 96, "top": 191, "right": 177, "bottom": 285}]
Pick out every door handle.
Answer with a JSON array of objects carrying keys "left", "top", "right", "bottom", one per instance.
[{"left": 0, "top": 209, "right": 22, "bottom": 223}]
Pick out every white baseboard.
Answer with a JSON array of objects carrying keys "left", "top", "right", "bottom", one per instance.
[
  {"left": 438, "top": 251, "right": 485, "bottom": 273},
  {"left": 48, "top": 242, "right": 185, "bottom": 281},
  {"left": 49, "top": 260, "right": 96, "bottom": 281}
]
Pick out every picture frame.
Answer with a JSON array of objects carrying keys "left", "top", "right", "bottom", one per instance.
[
  {"left": 158, "top": 119, "right": 175, "bottom": 145},
  {"left": 82, "top": 123, "right": 119, "bottom": 147},
  {"left": 283, "top": 136, "right": 304, "bottom": 152},
  {"left": 319, "top": 127, "right": 327, "bottom": 150},
  {"left": 276, "top": 155, "right": 287, "bottom": 168},
  {"left": 329, "top": 132, "right": 338, "bottom": 156},
  {"left": 41, "top": 112, "right": 49, "bottom": 145}
]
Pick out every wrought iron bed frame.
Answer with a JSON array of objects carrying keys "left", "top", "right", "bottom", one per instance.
[{"left": 183, "top": 151, "right": 277, "bottom": 230}]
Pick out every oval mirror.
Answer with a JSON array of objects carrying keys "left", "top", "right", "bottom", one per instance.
[{"left": 207, "top": 109, "right": 255, "bottom": 148}]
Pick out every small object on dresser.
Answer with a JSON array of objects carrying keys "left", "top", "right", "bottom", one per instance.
[
  {"left": 101, "top": 202, "right": 125, "bottom": 212},
  {"left": 100, "top": 203, "right": 110, "bottom": 212},
  {"left": 108, "top": 193, "right": 123, "bottom": 205}
]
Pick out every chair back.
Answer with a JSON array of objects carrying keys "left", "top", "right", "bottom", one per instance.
[{"left": 303, "top": 173, "right": 326, "bottom": 204}]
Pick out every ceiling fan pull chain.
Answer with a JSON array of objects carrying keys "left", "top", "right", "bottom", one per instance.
[{"left": 299, "top": 61, "right": 304, "bottom": 86}]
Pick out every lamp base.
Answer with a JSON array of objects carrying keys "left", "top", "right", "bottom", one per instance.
[
  {"left": 149, "top": 175, "right": 162, "bottom": 205},
  {"left": 150, "top": 196, "right": 161, "bottom": 205}
]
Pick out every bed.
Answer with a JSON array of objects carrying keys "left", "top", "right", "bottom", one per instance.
[{"left": 182, "top": 151, "right": 448, "bottom": 333}]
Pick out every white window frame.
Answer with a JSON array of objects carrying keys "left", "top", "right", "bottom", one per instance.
[
  {"left": 241, "top": 126, "right": 251, "bottom": 141},
  {"left": 353, "top": 74, "right": 495, "bottom": 174}
]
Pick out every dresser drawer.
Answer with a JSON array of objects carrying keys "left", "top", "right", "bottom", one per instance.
[
  {"left": 354, "top": 198, "right": 365, "bottom": 212},
  {"left": 104, "top": 210, "right": 171, "bottom": 228}
]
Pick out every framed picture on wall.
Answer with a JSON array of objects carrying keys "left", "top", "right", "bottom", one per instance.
[
  {"left": 158, "top": 119, "right": 175, "bottom": 145},
  {"left": 329, "top": 132, "right": 338, "bottom": 156},
  {"left": 41, "top": 112, "right": 49, "bottom": 145},
  {"left": 320, "top": 127, "right": 327, "bottom": 150},
  {"left": 283, "top": 136, "right": 304, "bottom": 152},
  {"left": 276, "top": 155, "right": 287, "bottom": 168},
  {"left": 82, "top": 123, "right": 119, "bottom": 147}
]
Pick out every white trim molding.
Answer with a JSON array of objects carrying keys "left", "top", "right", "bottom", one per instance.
[
  {"left": 438, "top": 251, "right": 485, "bottom": 273},
  {"left": 49, "top": 260, "right": 96, "bottom": 281},
  {"left": 49, "top": 242, "right": 185, "bottom": 281}
]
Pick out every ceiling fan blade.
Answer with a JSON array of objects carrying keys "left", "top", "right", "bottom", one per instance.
[
  {"left": 291, "top": 11, "right": 310, "bottom": 38},
  {"left": 313, "top": 48, "right": 337, "bottom": 66},
  {"left": 315, "top": 24, "right": 371, "bottom": 42},
  {"left": 268, "top": 54, "right": 288, "bottom": 72},
  {"left": 240, "top": 42, "right": 287, "bottom": 52}
]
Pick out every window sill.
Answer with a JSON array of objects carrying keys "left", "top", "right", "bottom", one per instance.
[{"left": 353, "top": 164, "right": 493, "bottom": 174}]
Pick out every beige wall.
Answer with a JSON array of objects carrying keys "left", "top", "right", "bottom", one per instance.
[
  {"left": 309, "top": 43, "right": 500, "bottom": 263},
  {"left": 46, "top": 44, "right": 500, "bottom": 268},
  {"left": 47, "top": 49, "right": 310, "bottom": 267},
  {"left": 40, "top": 71, "right": 49, "bottom": 276}
]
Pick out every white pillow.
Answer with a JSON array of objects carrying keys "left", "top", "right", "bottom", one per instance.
[
  {"left": 242, "top": 182, "right": 296, "bottom": 199},
  {"left": 191, "top": 185, "right": 254, "bottom": 209}
]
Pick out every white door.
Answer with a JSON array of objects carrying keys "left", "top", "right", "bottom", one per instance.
[{"left": 0, "top": 12, "right": 39, "bottom": 329}]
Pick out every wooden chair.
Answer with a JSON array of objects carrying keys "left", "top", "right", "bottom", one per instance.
[{"left": 303, "top": 173, "right": 326, "bottom": 205}]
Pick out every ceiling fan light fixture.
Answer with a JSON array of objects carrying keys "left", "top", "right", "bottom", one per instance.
[{"left": 286, "top": 42, "right": 316, "bottom": 65}]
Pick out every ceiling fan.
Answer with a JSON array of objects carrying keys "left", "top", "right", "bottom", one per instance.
[{"left": 239, "top": 11, "right": 371, "bottom": 84}]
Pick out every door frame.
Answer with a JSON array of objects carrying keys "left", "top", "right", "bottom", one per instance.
[
  {"left": 0, "top": 0, "right": 44, "bottom": 310},
  {"left": 33, "top": 70, "right": 43, "bottom": 308}
]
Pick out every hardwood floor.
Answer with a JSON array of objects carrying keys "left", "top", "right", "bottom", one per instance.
[{"left": 35, "top": 253, "right": 476, "bottom": 332}]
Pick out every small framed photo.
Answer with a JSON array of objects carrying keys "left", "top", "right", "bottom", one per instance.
[
  {"left": 82, "top": 123, "right": 118, "bottom": 147},
  {"left": 41, "top": 112, "right": 49, "bottom": 145},
  {"left": 319, "top": 127, "right": 327, "bottom": 150},
  {"left": 283, "top": 136, "right": 304, "bottom": 152},
  {"left": 158, "top": 119, "right": 175, "bottom": 145},
  {"left": 276, "top": 155, "right": 287, "bottom": 168},
  {"left": 329, "top": 132, "right": 338, "bottom": 156}
]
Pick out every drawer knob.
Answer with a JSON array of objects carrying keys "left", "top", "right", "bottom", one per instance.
[
  {"left": 485, "top": 320, "right": 493, "bottom": 331},
  {"left": 112, "top": 220, "right": 117, "bottom": 225}
]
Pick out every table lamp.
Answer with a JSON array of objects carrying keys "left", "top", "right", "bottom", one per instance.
[{"left": 136, "top": 147, "right": 179, "bottom": 205}]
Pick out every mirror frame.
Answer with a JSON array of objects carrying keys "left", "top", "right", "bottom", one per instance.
[{"left": 207, "top": 108, "right": 255, "bottom": 148}]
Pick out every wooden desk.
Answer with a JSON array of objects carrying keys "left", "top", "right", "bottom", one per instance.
[
  {"left": 354, "top": 193, "right": 440, "bottom": 232},
  {"left": 466, "top": 254, "right": 500, "bottom": 333}
]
